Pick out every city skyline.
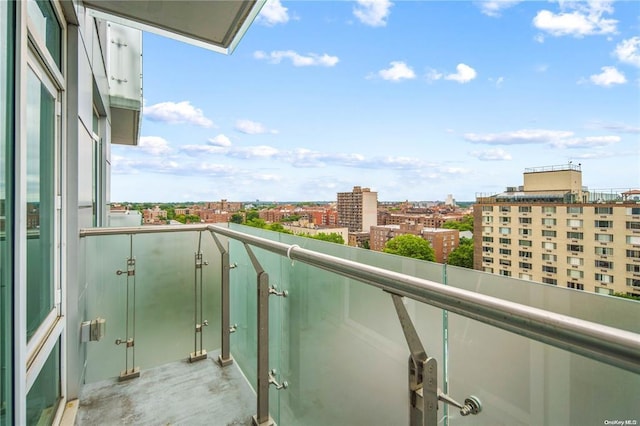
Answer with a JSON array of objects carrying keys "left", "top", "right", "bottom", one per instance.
[{"left": 111, "top": 0, "right": 639, "bottom": 202}]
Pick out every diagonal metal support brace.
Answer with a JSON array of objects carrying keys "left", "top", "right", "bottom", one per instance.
[
  {"left": 211, "top": 232, "right": 234, "bottom": 367},
  {"left": 390, "top": 293, "right": 482, "bottom": 425}
]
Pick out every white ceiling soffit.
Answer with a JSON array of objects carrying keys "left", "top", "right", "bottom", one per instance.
[{"left": 83, "top": 0, "right": 265, "bottom": 54}]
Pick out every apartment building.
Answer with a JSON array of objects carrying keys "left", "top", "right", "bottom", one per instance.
[
  {"left": 337, "top": 186, "right": 378, "bottom": 232},
  {"left": 474, "top": 164, "right": 640, "bottom": 297},
  {"left": 370, "top": 223, "right": 459, "bottom": 263}
]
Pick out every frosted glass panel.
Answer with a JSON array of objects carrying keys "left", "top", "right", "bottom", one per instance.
[
  {"left": 228, "top": 225, "right": 446, "bottom": 426},
  {"left": 445, "top": 265, "right": 640, "bottom": 425},
  {"left": 83, "top": 231, "right": 221, "bottom": 382}
]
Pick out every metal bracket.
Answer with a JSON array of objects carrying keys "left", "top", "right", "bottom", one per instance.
[
  {"left": 229, "top": 323, "right": 238, "bottom": 333},
  {"left": 268, "top": 285, "right": 288, "bottom": 297},
  {"left": 115, "top": 338, "right": 134, "bottom": 348},
  {"left": 195, "top": 252, "right": 209, "bottom": 269},
  {"left": 268, "top": 369, "right": 288, "bottom": 390},
  {"left": 195, "top": 320, "right": 209, "bottom": 333},
  {"left": 229, "top": 262, "right": 238, "bottom": 269},
  {"left": 116, "top": 258, "right": 136, "bottom": 276}
]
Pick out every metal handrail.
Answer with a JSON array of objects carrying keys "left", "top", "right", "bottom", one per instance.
[
  {"left": 207, "top": 224, "right": 640, "bottom": 375},
  {"left": 79, "top": 224, "right": 640, "bottom": 374}
]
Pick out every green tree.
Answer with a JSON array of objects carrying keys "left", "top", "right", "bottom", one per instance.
[
  {"left": 308, "top": 232, "right": 344, "bottom": 244},
  {"left": 246, "top": 218, "right": 267, "bottom": 229},
  {"left": 246, "top": 210, "right": 260, "bottom": 221},
  {"left": 447, "top": 237, "right": 474, "bottom": 268},
  {"left": 383, "top": 234, "right": 435, "bottom": 261},
  {"left": 613, "top": 292, "right": 640, "bottom": 301},
  {"left": 442, "top": 215, "right": 473, "bottom": 231},
  {"left": 268, "top": 223, "right": 292, "bottom": 234},
  {"left": 230, "top": 213, "right": 244, "bottom": 224}
]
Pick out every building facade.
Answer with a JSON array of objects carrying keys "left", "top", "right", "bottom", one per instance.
[
  {"left": 474, "top": 165, "right": 640, "bottom": 297},
  {"left": 337, "top": 186, "right": 377, "bottom": 233},
  {"left": 0, "top": 1, "right": 262, "bottom": 424},
  {"left": 370, "top": 223, "right": 459, "bottom": 263}
]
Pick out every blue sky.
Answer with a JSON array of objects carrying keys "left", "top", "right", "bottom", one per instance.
[{"left": 111, "top": 0, "right": 640, "bottom": 202}]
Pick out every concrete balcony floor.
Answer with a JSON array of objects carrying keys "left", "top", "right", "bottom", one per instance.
[{"left": 75, "top": 351, "right": 255, "bottom": 425}]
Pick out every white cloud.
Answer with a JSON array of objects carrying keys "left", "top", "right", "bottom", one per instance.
[
  {"left": 588, "top": 121, "right": 640, "bottom": 134},
  {"left": 533, "top": 1, "right": 617, "bottom": 37},
  {"left": 353, "top": 0, "right": 393, "bottom": 27},
  {"left": 257, "top": 0, "right": 289, "bottom": 26},
  {"left": 229, "top": 145, "right": 280, "bottom": 159},
  {"left": 551, "top": 135, "right": 620, "bottom": 148},
  {"left": 476, "top": 1, "right": 522, "bottom": 17},
  {"left": 425, "top": 68, "right": 443, "bottom": 82},
  {"left": 144, "top": 101, "right": 214, "bottom": 128},
  {"left": 182, "top": 145, "right": 228, "bottom": 155},
  {"left": 534, "top": 34, "right": 545, "bottom": 43},
  {"left": 139, "top": 136, "right": 171, "bottom": 156},
  {"left": 470, "top": 148, "right": 512, "bottom": 161},
  {"left": 254, "top": 50, "right": 339, "bottom": 67},
  {"left": 490, "top": 76, "right": 505, "bottom": 88},
  {"left": 235, "top": 119, "right": 278, "bottom": 135},
  {"left": 208, "top": 134, "right": 232, "bottom": 147},
  {"left": 445, "top": 63, "right": 477, "bottom": 83},
  {"left": 589, "top": 66, "right": 626, "bottom": 87},
  {"left": 377, "top": 61, "right": 416, "bottom": 81},
  {"left": 465, "top": 128, "right": 621, "bottom": 149},
  {"left": 614, "top": 37, "right": 640, "bottom": 68}
]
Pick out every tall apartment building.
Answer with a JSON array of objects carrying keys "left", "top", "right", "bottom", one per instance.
[
  {"left": 474, "top": 164, "right": 640, "bottom": 297},
  {"left": 337, "top": 186, "right": 378, "bottom": 232}
]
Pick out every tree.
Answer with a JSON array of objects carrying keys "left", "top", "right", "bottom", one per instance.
[
  {"left": 246, "top": 210, "right": 260, "bottom": 221},
  {"left": 230, "top": 213, "right": 244, "bottom": 224},
  {"left": 268, "top": 223, "right": 292, "bottom": 234},
  {"left": 245, "top": 218, "right": 267, "bottom": 229},
  {"left": 308, "top": 232, "right": 344, "bottom": 244},
  {"left": 383, "top": 234, "right": 435, "bottom": 261},
  {"left": 442, "top": 215, "right": 473, "bottom": 231},
  {"left": 447, "top": 237, "right": 473, "bottom": 268}
]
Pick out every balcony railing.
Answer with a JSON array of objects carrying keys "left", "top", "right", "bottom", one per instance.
[{"left": 79, "top": 223, "right": 640, "bottom": 425}]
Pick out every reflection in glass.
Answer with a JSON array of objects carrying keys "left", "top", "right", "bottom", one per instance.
[
  {"left": 27, "top": 0, "right": 61, "bottom": 69},
  {"left": 0, "top": 1, "right": 14, "bottom": 424},
  {"left": 26, "top": 341, "right": 60, "bottom": 425},
  {"left": 26, "top": 68, "right": 55, "bottom": 340}
]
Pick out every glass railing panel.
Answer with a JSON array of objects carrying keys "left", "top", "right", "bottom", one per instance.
[
  {"left": 84, "top": 230, "right": 221, "bottom": 383},
  {"left": 26, "top": 339, "right": 60, "bottom": 425},
  {"left": 227, "top": 225, "right": 446, "bottom": 425},
  {"left": 228, "top": 233, "right": 282, "bottom": 424},
  {"left": 445, "top": 265, "right": 640, "bottom": 425}
]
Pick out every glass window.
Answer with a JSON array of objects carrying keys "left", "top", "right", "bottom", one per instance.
[
  {"left": 627, "top": 264, "right": 640, "bottom": 273},
  {"left": 595, "top": 260, "right": 613, "bottom": 269},
  {"left": 594, "top": 220, "right": 613, "bottom": 228},
  {"left": 26, "top": 340, "right": 61, "bottom": 425},
  {"left": 518, "top": 206, "right": 531, "bottom": 213},
  {"left": 518, "top": 228, "right": 531, "bottom": 236},
  {"left": 498, "top": 237, "right": 511, "bottom": 244},
  {"left": 567, "top": 269, "right": 584, "bottom": 278},
  {"left": 519, "top": 239, "right": 532, "bottom": 247},
  {"left": 542, "top": 230, "right": 556, "bottom": 237},
  {"left": 1, "top": 1, "right": 15, "bottom": 422},
  {"left": 595, "top": 233, "right": 614, "bottom": 242},
  {"left": 567, "top": 244, "right": 583, "bottom": 253},
  {"left": 499, "top": 206, "right": 510, "bottom": 212},
  {"left": 26, "top": 64, "right": 56, "bottom": 341},
  {"left": 595, "top": 273, "right": 614, "bottom": 284},
  {"left": 499, "top": 227, "right": 510, "bottom": 235},
  {"left": 542, "top": 277, "right": 557, "bottom": 285},
  {"left": 567, "top": 282, "right": 584, "bottom": 290},
  {"left": 542, "top": 253, "right": 557, "bottom": 262},
  {"left": 626, "top": 221, "right": 640, "bottom": 230},
  {"left": 519, "top": 250, "right": 532, "bottom": 258},
  {"left": 481, "top": 205, "right": 493, "bottom": 212},
  {"left": 567, "top": 219, "right": 583, "bottom": 227},
  {"left": 595, "top": 207, "right": 613, "bottom": 215},
  {"left": 567, "top": 206, "right": 583, "bottom": 214},
  {"left": 627, "top": 235, "right": 640, "bottom": 245},
  {"left": 627, "top": 207, "right": 640, "bottom": 215},
  {"left": 27, "top": 0, "right": 62, "bottom": 69},
  {"left": 542, "top": 218, "right": 556, "bottom": 226},
  {"left": 499, "top": 248, "right": 511, "bottom": 255},
  {"left": 595, "top": 247, "right": 613, "bottom": 256},
  {"left": 519, "top": 217, "right": 531, "bottom": 224},
  {"left": 542, "top": 206, "right": 556, "bottom": 214},
  {"left": 567, "top": 256, "right": 583, "bottom": 266},
  {"left": 567, "top": 231, "right": 583, "bottom": 240}
]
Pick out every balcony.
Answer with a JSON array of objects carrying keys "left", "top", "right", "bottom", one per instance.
[{"left": 75, "top": 223, "right": 640, "bottom": 425}]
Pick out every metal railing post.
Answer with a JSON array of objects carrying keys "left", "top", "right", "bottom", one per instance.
[
  {"left": 245, "top": 243, "right": 275, "bottom": 426},
  {"left": 211, "top": 232, "right": 234, "bottom": 367}
]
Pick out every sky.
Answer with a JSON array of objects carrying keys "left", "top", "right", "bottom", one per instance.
[{"left": 111, "top": 0, "right": 640, "bottom": 203}]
